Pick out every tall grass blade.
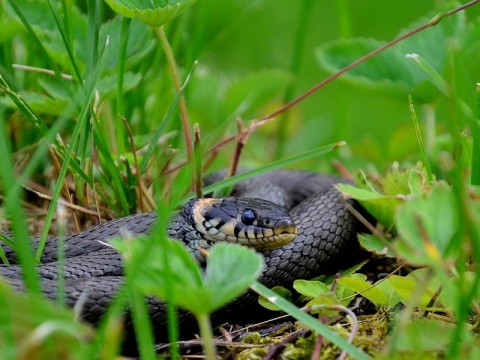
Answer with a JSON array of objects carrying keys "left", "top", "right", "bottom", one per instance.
[
  {"left": 201, "top": 141, "right": 346, "bottom": 202},
  {"left": 471, "top": 84, "right": 480, "bottom": 185},
  {"left": 115, "top": 17, "right": 132, "bottom": 155},
  {"left": 139, "top": 60, "right": 197, "bottom": 173},
  {"left": 36, "top": 36, "right": 111, "bottom": 260},
  {"left": 126, "top": 283, "right": 156, "bottom": 360},
  {"left": 0, "top": 112, "right": 40, "bottom": 294},
  {"left": 251, "top": 281, "right": 370, "bottom": 360},
  {"left": 7, "top": 0, "right": 73, "bottom": 96},
  {"left": 409, "top": 95, "right": 433, "bottom": 183},
  {"left": 275, "top": 0, "right": 313, "bottom": 159},
  {"left": 46, "top": 0, "right": 82, "bottom": 83}
]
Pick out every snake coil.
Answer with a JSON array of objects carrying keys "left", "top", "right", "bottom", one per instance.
[{"left": 0, "top": 170, "right": 363, "bottom": 349}]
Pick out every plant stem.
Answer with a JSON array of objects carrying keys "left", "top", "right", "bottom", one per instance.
[
  {"left": 0, "top": 111, "right": 40, "bottom": 295},
  {"left": 56, "top": 205, "right": 67, "bottom": 307},
  {"left": 409, "top": 96, "right": 433, "bottom": 183},
  {"left": 194, "top": 123, "right": 203, "bottom": 197},
  {"left": 471, "top": 84, "right": 480, "bottom": 185},
  {"left": 274, "top": 0, "right": 313, "bottom": 159},
  {"left": 156, "top": 26, "right": 194, "bottom": 163},
  {"left": 196, "top": 313, "right": 217, "bottom": 360},
  {"left": 127, "top": 284, "right": 155, "bottom": 360},
  {"left": 116, "top": 17, "right": 131, "bottom": 155}
]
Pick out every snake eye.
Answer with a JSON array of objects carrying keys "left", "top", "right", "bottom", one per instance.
[{"left": 242, "top": 209, "right": 256, "bottom": 225}]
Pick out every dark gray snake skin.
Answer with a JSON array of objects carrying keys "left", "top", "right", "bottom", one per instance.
[{"left": 0, "top": 170, "right": 362, "bottom": 348}]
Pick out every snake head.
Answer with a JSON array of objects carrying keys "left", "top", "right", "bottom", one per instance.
[{"left": 189, "top": 197, "right": 297, "bottom": 250}]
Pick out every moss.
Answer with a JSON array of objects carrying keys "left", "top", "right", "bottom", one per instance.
[
  {"left": 243, "top": 332, "right": 269, "bottom": 344},
  {"left": 235, "top": 313, "right": 391, "bottom": 359},
  {"left": 235, "top": 347, "right": 269, "bottom": 360}
]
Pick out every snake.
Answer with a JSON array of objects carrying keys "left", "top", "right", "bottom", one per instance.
[{"left": 0, "top": 169, "right": 363, "bottom": 349}]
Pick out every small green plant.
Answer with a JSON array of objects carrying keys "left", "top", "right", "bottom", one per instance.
[
  {"left": 253, "top": 158, "right": 480, "bottom": 357},
  {"left": 115, "top": 234, "right": 263, "bottom": 360}
]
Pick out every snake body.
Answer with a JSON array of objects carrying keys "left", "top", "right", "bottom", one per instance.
[{"left": 0, "top": 170, "right": 362, "bottom": 345}]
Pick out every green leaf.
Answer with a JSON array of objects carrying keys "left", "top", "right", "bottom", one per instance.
[
  {"left": 381, "top": 164, "right": 430, "bottom": 196},
  {"left": 0, "top": 92, "right": 69, "bottom": 117},
  {"left": 203, "top": 243, "right": 263, "bottom": 313},
  {"left": 315, "top": 12, "right": 459, "bottom": 103},
  {"left": 4, "top": 0, "right": 56, "bottom": 32},
  {"left": 337, "top": 275, "right": 389, "bottom": 306},
  {"left": 387, "top": 274, "right": 434, "bottom": 307},
  {"left": 337, "top": 183, "right": 403, "bottom": 229},
  {"left": 333, "top": 281, "right": 356, "bottom": 307},
  {"left": 118, "top": 236, "right": 263, "bottom": 316},
  {"left": 358, "top": 234, "right": 396, "bottom": 257},
  {"left": 258, "top": 286, "right": 292, "bottom": 311},
  {"left": 105, "top": 0, "right": 199, "bottom": 27},
  {"left": 114, "top": 235, "right": 204, "bottom": 310},
  {"left": 316, "top": 38, "right": 421, "bottom": 99},
  {"left": 438, "top": 271, "right": 480, "bottom": 313},
  {"left": 306, "top": 294, "right": 339, "bottom": 317},
  {"left": 293, "top": 279, "right": 330, "bottom": 298},
  {"left": 396, "top": 183, "right": 458, "bottom": 266},
  {"left": 99, "top": 17, "right": 154, "bottom": 71},
  {"left": 96, "top": 72, "right": 142, "bottom": 101},
  {"left": 371, "top": 279, "right": 401, "bottom": 308}
]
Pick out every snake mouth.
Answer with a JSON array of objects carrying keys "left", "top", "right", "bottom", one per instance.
[
  {"left": 270, "top": 224, "right": 298, "bottom": 248},
  {"left": 269, "top": 218, "right": 297, "bottom": 247},
  {"left": 236, "top": 228, "right": 297, "bottom": 250}
]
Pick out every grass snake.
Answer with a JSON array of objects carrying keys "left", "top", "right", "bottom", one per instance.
[{"left": 0, "top": 170, "right": 363, "bottom": 347}]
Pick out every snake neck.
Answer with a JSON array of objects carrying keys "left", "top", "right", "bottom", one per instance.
[{"left": 167, "top": 199, "right": 214, "bottom": 264}]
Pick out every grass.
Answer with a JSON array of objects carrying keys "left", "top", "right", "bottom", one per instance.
[{"left": 1, "top": 0, "right": 480, "bottom": 359}]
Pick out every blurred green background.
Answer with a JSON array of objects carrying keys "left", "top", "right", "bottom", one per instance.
[
  {"left": 173, "top": 0, "right": 479, "bottom": 169},
  {"left": 1, "top": 0, "right": 479, "bottom": 181}
]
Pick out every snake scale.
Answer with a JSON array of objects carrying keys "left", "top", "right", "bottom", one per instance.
[{"left": 0, "top": 170, "right": 364, "bottom": 349}]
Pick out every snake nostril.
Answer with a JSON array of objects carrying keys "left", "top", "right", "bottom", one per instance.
[{"left": 275, "top": 218, "right": 295, "bottom": 231}]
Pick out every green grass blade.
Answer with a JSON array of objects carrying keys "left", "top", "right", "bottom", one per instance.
[
  {"left": 56, "top": 207, "right": 67, "bottom": 307},
  {"left": 139, "top": 60, "right": 197, "bottom": 173},
  {"left": 251, "top": 281, "right": 370, "bottom": 360},
  {"left": 115, "top": 17, "right": 131, "bottom": 155},
  {"left": 86, "top": 0, "right": 100, "bottom": 84},
  {"left": 0, "top": 74, "right": 93, "bottom": 188},
  {"left": 36, "top": 36, "right": 111, "bottom": 260},
  {"left": 92, "top": 128, "right": 130, "bottom": 214},
  {"left": 0, "top": 74, "right": 50, "bottom": 135},
  {"left": 275, "top": 0, "right": 313, "bottom": 159},
  {"left": 126, "top": 282, "right": 155, "bottom": 360},
  {"left": 7, "top": 0, "right": 73, "bottom": 97},
  {"left": 198, "top": 141, "right": 346, "bottom": 202},
  {"left": 124, "top": 195, "right": 181, "bottom": 358},
  {"left": 0, "top": 283, "right": 17, "bottom": 359},
  {"left": 0, "top": 112, "right": 40, "bottom": 294},
  {"left": 0, "top": 235, "right": 10, "bottom": 265},
  {"left": 153, "top": 201, "right": 180, "bottom": 359},
  {"left": 46, "top": 0, "right": 82, "bottom": 83},
  {"left": 471, "top": 84, "right": 480, "bottom": 185},
  {"left": 409, "top": 95, "right": 433, "bottom": 183}
]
